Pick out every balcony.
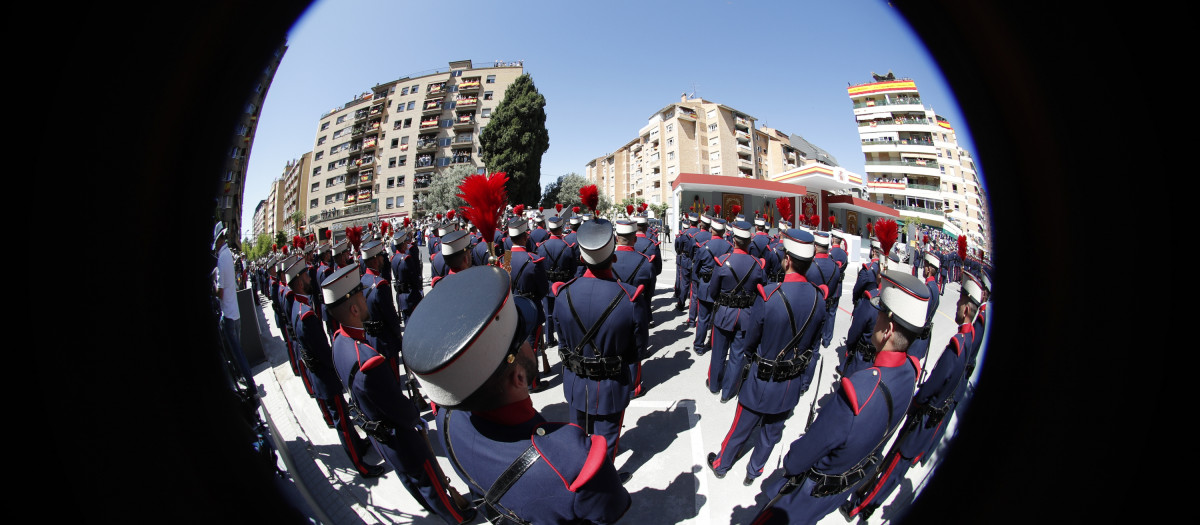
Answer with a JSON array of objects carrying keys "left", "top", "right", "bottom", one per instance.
[
  {"left": 737, "top": 144, "right": 752, "bottom": 154},
  {"left": 367, "top": 120, "right": 381, "bottom": 134},
  {"left": 416, "top": 139, "right": 438, "bottom": 151},
  {"left": 458, "top": 78, "right": 481, "bottom": 91},
  {"left": 865, "top": 158, "right": 940, "bottom": 169},
  {"left": 892, "top": 203, "right": 945, "bottom": 217},
  {"left": 369, "top": 102, "right": 385, "bottom": 117},
  {"left": 451, "top": 154, "right": 473, "bottom": 164},
  {"left": 452, "top": 134, "right": 473, "bottom": 145},
  {"left": 734, "top": 116, "right": 750, "bottom": 129},
  {"left": 353, "top": 109, "right": 369, "bottom": 122},
  {"left": 426, "top": 83, "right": 447, "bottom": 97},
  {"left": 738, "top": 158, "right": 752, "bottom": 169},
  {"left": 362, "top": 137, "right": 378, "bottom": 150},
  {"left": 423, "top": 99, "right": 444, "bottom": 114},
  {"left": 351, "top": 126, "right": 365, "bottom": 137},
  {"left": 858, "top": 116, "right": 931, "bottom": 129},
  {"left": 735, "top": 130, "right": 750, "bottom": 143},
  {"left": 419, "top": 118, "right": 439, "bottom": 130},
  {"left": 453, "top": 115, "right": 476, "bottom": 129},
  {"left": 414, "top": 156, "right": 436, "bottom": 171},
  {"left": 851, "top": 96, "right": 922, "bottom": 109},
  {"left": 414, "top": 173, "right": 433, "bottom": 189},
  {"left": 454, "top": 96, "right": 478, "bottom": 109}
]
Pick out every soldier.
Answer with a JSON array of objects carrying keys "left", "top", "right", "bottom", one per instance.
[
  {"left": 277, "top": 254, "right": 315, "bottom": 396},
  {"left": 284, "top": 257, "right": 383, "bottom": 477},
  {"left": 749, "top": 215, "right": 781, "bottom": 284},
  {"left": 563, "top": 209, "right": 583, "bottom": 261},
  {"left": 430, "top": 230, "right": 473, "bottom": 288},
  {"left": 528, "top": 213, "right": 549, "bottom": 247},
  {"left": 707, "top": 228, "right": 824, "bottom": 486},
  {"left": 691, "top": 217, "right": 733, "bottom": 356},
  {"left": 851, "top": 239, "right": 883, "bottom": 308},
  {"left": 322, "top": 238, "right": 353, "bottom": 340},
  {"left": 390, "top": 230, "right": 423, "bottom": 325},
  {"left": 505, "top": 217, "right": 551, "bottom": 388},
  {"left": 539, "top": 214, "right": 575, "bottom": 351},
  {"left": 674, "top": 212, "right": 701, "bottom": 311},
  {"left": 965, "top": 270, "right": 991, "bottom": 378},
  {"left": 359, "top": 240, "right": 408, "bottom": 389},
  {"left": 807, "top": 233, "right": 841, "bottom": 350},
  {"left": 632, "top": 212, "right": 663, "bottom": 309},
  {"left": 611, "top": 218, "right": 655, "bottom": 397},
  {"left": 826, "top": 229, "right": 850, "bottom": 346},
  {"left": 321, "top": 265, "right": 473, "bottom": 524},
  {"left": 687, "top": 214, "right": 714, "bottom": 330},
  {"left": 905, "top": 251, "right": 943, "bottom": 365},
  {"left": 840, "top": 267, "right": 883, "bottom": 378},
  {"left": 403, "top": 266, "right": 631, "bottom": 523},
  {"left": 430, "top": 222, "right": 458, "bottom": 280},
  {"left": 708, "top": 220, "right": 765, "bottom": 402},
  {"left": 553, "top": 218, "right": 648, "bottom": 466},
  {"left": 750, "top": 271, "right": 929, "bottom": 525},
  {"left": 841, "top": 270, "right": 984, "bottom": 520}
]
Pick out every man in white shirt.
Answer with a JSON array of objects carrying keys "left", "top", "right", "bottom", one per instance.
[{"left": 214, "top": 222, "right": 257, "bottom": 393}]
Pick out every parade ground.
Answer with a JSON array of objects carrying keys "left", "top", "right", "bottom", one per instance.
[{"left": 246, "top": 239, "right": 985, "bottom": 525}]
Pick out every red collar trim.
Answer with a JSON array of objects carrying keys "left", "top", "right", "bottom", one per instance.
[
  {"left": 293, "top": 294, "right": 310, "bottom": 305},
  {"left": 475, "top": 397, "right": 537, "bottom": 425},
  {"left": 616, "top": 245, "right": 635, "bottom": 252},
  {"left": 365, "top": 268, "right": 380, "bottom": 277},
  {"left": 549, "top": 234, "right": 562, "bottom": 240},
  {"left": 783, "top": 273, "right": 809, "bottom": 283},
  {"left": 815, "top": 253, "right": 830, "bottom": 259},
  {"left": 959, "top": 323, "right": 974, "bottom": 336},
  {"left": 635, "top": 232, "right": 647, "bottom": 238},
  {"left": 733, "top": 248, "right": 748, "bottom": 255},
  {"left": 337, "top": 324, "right": 367, "bottom": 341},
  {"left": 926, "top": 276, "right": 937, "bottom": 284},
  {"left": 584, "top": 268, "right": 613, "bottom": 280},
  {"left": 874, "top": 351, "right": 908, "bottom": 367},
  {"left": 511, "top": 246, "right": 527, "bottom": 253}
]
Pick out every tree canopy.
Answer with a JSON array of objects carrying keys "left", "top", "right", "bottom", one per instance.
[
  {"left": 479, "top": 73, "right": 548, "bottom": 207},
  {"left": 414, "top": 163, "right": 475, "bottom": 218}
]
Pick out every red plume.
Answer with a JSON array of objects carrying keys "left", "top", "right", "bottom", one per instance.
[
  {"left": 345, "top": 226, "right": 362, "bottom": 251},
  {"left": 731, "top": 205, "right": 741, "bottom": 216},
  {"left": 874, "top": 219, "right": 898, "bottom": 256},
  {"left": 625, "top": 204, "right": 634, "bottom": 216},
  {"left": 704, "top": 204, "right": 711, "bottom": 213},
  {"left": 272, "top": 244, "right": 277, "bottom": 252},
  {"left": 922, "top": 234, "right": 929, "bottom": 245},
  {"left": 367, "top": 222, "right": 373, "bottom": 230},
  {"left": 324, "top": 230, "right": 331, "bottom": 239},
  {"left": 867, "top": 221, "right": 874, "bottom": 235},
  {"left": 513, "top": 204, "right": 525, "bottom": 216},
  {"left": 572, "top": 206, "right": 581, "bottom": 214},
  {"left": 457, "top": 171, "right": 509, "bottom": 249},
  {"left": 403, "top": 217, "right": 411, "bottom": 227},
  {"left": 713, "top": 204, "right": 721, "bottom": 217},
  {"left": 639, "top": 202, "right": 648, "bottom": 212},
  {"left": 556, "top": 203, "right": 563, "bottom": 213},
  {"left": 774, "top": 197, "right": 792, "bottom": 224},
  {"left": 829, "top": 215, "right": 836, "bottom": 227},
  {"left": 436, "top": 213, "right": 443, "bottom": 220},
  {"left": 809, "top": 214, "right": 820, "bottom": 227},
  {"left": 539, "top": 206, "right": 544, "bottom": 213},
  {"left": 446, "top": 209, "right": 455, "bottom": 221},
  {"left": 292, "top": 235, "right": 302, "bottom": 248},
  {"left": 958, "top": 235, "right": 968, "bottom": 261},
  {"left": 282, "top": 245, "right": 289, "bottom": 255},
  {"left": 580, "top": 184, "right": 599, "bottom": 212}
]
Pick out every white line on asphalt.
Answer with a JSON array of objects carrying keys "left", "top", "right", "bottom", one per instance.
[{"left": 681, "top": 399, "right": 710, "bottom": 525}]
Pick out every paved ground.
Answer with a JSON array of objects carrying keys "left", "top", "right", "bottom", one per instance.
[{"left": 246, "top": 238, "right": 988, "bottom": 525}]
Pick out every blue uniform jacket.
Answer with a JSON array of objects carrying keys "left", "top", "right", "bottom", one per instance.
[
  {"left": 290, "top": 294, "right": 340, "bottom": 400},
  {"left": 538, "top": 234, "right": 577, "bottom": 282},
  {"left": 361, "top": 269, "right": 403, "bottom": 363},
  {"left": 851, "top": 259, "right": 880, "bottom": 307},
  {"left": 691, "top": 236, "right": 731, "bottom": 301},
  {"left": 552, "top": 270, "right": 648, "bottom": 416},
  {"left": 430, "top": 251, "right": 450, "bottom": 280},
  {"left": 843, "top": 287, "right": 881, "bottom": 378},
  {"left": 905, "top": 276, "right": 942, "bottom": 362},
  {"left": 529, "top": 226, "right": 549, "bottom": 247},
  {"left": 633, "top": 233, "right": 662, "bottom": 277},
  {"left": 899, "top": 323, "right": 974, "bottom": 459},
  {"left": 438, "top": 399, "right": 631, "bottom": 524},
  {"left": 391, "top": 248, "right": 423, "bottom": 313},
  {"left": 706, "top": 249, "right": 765, "bottom": 332},
  {"left": 738, "top": 273, "right": 826, "bottom": 414}
]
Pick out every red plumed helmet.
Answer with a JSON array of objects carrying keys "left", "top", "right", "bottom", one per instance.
[
  {"left": 324, "top": 230, "right": 332, "bottom": 239},
  {"left": 579, "top": 185, "right": 599, "bottom": 212},
  {"left": 626, "top": 204, "right": 634, "bottom": 215},
  {"left": 874, "top": 219, "right": 898, "bottom": 255},
  {"left": 538, "top": 206, "right": 544, "bottom": 213},
  {"left": 513, "top": 204, "right": 525, "bottom": 216},
  {"left": 403, "top": 217, "right": 411, "bottom": 227},
  {"left": 456, "top": 171, "right": 509, "bottom": 247},
  {"left": 714, "top": 204, "right": 721, "bottom": 216},
  {"left": 436, "top": 213, "right": 443, "bottom": 220},
  {"left": 829, "top": 214, "right": 836, "bottom": 226},
  {"left": 556, "top": 203, "right": 563, "bottom": 213},
  {"left": 731, "top": 204, "right": 741, "bottom": 216},
  {"left": 446, "top": 209, "right": 455, "bottom": 220},
  {"left": 958, "top": 235, "right": 968, "bottom": 261},
  {"left": 572, "top": 206, "right": 581, "bottom": 214},
  {"left": 639, "top": 202, "right": 648, "bottom": 212},
  {"left": 774, "top": 197, "right": 792, "bottom": 223},
  {"left": 923, "top": 234, "right": 929, "bottom": 245},
  {"left": 272, "top": 244, "right": 278, "bottom": 252}
]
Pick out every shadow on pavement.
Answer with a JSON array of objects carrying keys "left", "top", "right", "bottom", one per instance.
[
  {"left": 617, "top": 402, "right": 692, "bottom": 475},
  {"left": 539, "top": 401, "right": 570, "bottom": 422},
  {"left": 728, "top": 469, "right": 779, "bottom": 525},
  {"left": 640, "top": 350, "right": 697, "bottom": 393},
  {"left": 625, "top": 468, "right": 705, "bottom": 523}
]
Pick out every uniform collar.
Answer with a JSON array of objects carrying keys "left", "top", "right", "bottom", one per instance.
[
  {"left": 635, "top": 232, "right": 647, "bottom": 238},
  {"left": 959, "top": 323, "right": 974, "bottom": 336},
  {"left": 926, "top": 275, "right": 937, "bottom": 284},
  {"left": 755, "top": 232, "right": 768, "bottom": 236},
  {"left": 337, "top": 324, "right": 367, "bottom": 341},
  {"left": 549, "top": 234, "right": 562, "bottom": 239},
  {"left": 616, "top": 245, "right": 635, "bottom": 252},
  {"left": 511, "top": 246, "right": 526, "bottom": 253},
  {"left": 873, "top": 350, "right": 908, "bottom": 368},
  {"left": 783, "top": 273, "right": 809, "bottom": 283},
  {"left": 733, "top": 248, "right": 748, "bottom": 255},
  {"left": 475, "top": 397, "right": 537, "bottom": 425},
  {"left": 293, "top": 294, "right": 310, "bottom": 305},
  {"left": 365, "top": 267, "right": 380, "bottom": 277},
  {"left": 815, "top": 253, "right": 830, "bottom": 259},
  {"left": 584, "top": 268, "right": 614, "bottom": 280}
]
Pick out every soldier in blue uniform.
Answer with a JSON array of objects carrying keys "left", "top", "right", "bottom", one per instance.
[
  {"left": 528, "top": 213, "right": 549, "bottom": 247},
  {"left": 538, "top": 215, "right": 575, "bottom": 351},
  {"left": 390, "top": 230, "right": 423, "bottom": 325},
  {"left": 840, "top": 279, "right": 882, "bottom": 379},
  {"left": 404, "top": 266, "right": 631, "bottom": 524},
  {"left": 430, "top": 222, "right": 458, "bottom": 281},
  {"left": 691, "top": 218, "right": 733, "bottom": 356},
  {"left": 687, "top": 214, "right": 713, "bottom": 331},
  {"left": 750, "top": 270, "right": 930, "bottom": 525},
  {"left": 321, "top": 239, "right": 353, "bottom": 340},
  {"left": 841, "top": 270, "right": 984, "bottom": 520},
  {"left": 707, "top": 220, "right": 766, "bottom": 402},
  {"left": 826, "top": 229, "right": 850, "bottom": 346},
  {"left": 359, "top": 240, "right": 409, "bottom": 388},
  {"left": 807, "top": 233, "right": 840, "bottom": 351},
  {"left": 430, "top": 230, "right": 472, "bottom": 289},
  {"left": 674, "top": 212, "right": 700, "bottom": 311},
  {"left": 611, "top": 219, "right": 655, "bottom": 397},
  {"left": 632, "top": 212, "right": 662, "bottom": 309},
  {"left": 904, "top": 251, "right": 943, "bottom": 365},
  {"left": 707, "top": 228, "right": 824, "bottom": 486},
  {"left": 563, "top": 213, "right": 583, "bottom": 262},
  {"left": 284, "top": 258, "right": 384, "bottom": 477},
  {"left": 749, "top": 215, "right": 781, "bottom": 283},
  {"left": 553, "top": 219, "right": 648, "bottom": 466},
  {"left": 321, "top": 265, "right": 473, "bottom": 524},
  {"left": 965, "top": 271, "right": 991, "bottom": 378},
  {"left": 851, "top": 239, "right": 883, "bottom": 308},
  {"left": 505, "top": 217, "right": 551, "bottom": 387}
]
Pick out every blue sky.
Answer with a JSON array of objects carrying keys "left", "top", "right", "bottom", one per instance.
[{"left": 241, "top": 0, "right": 978, "bottom": 239}]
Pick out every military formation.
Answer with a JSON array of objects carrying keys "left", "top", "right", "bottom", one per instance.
[{"left": 235, "top": 177, "right": 993, "bottom": 524}]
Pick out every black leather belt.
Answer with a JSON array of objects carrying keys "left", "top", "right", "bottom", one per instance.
[
  {"left": 557, "top": 348, "right": 627, "bottom": 380},
  {"left": 748, "top": 349, "right": 813, "bottom": 382},
  {"left": 715, "top": 291, "right": 755, "bottom": 308}
]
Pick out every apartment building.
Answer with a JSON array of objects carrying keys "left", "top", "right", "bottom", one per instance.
[
  {"left": 304, "top": 60, "right": 526, "bottom": 234},
  {"left": 848, "top": 72, "right": 990, "bottom": 252},
  {"left": 278, "top": 153, "right": 312, "bottom": 237},
  {"left": 265, "top": 178, "right": 283, "bottom": 242},
  {"left": 217, "top": 40, "right": 286, "bottom": 249},
  {"left": 252, "top": 199, "right": 267, "bottom": 240}
]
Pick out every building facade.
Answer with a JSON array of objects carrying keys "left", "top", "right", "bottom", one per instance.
[
  {"left": 279, "top": 152, "right": 312, "bottom": 237},
  {"left": 252, "top": 199, "right": 267, "bottom": 240},
  {"left": 304, "top": 60, "right": 526, "bottom": 234},
  {"left": 217, "top": 40, "right": 286, "bottom": 249},
  {"left": 848, "top": 73, "right": 990, "bottom": 252}
]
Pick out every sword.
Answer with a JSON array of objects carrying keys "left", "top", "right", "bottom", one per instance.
[{"left": 805, "top": 353, "right": 824, "bottom": 432}]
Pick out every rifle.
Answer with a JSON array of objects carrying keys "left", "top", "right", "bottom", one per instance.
[
  {"left": 416, "top": 425, "right": 473, "bottom": 519},
  {"left": 805, "top": 353, "right": 824, "bottom": 432}
]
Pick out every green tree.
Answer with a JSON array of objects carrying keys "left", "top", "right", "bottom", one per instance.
[
  {"left": 479, "top": 73, "right": 548, "bottom": 207},
  {"left": 539, "top": 176, "right": 561, "bottom": 208},
  {"left": 415, "top": 163, "right": 475, "bottom": 217},
  {"left": 274, "top": 230, "right": 287, "bottom": 252}
]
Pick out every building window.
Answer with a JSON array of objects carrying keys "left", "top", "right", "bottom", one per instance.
[
  {"left": 667, "top": 124, "right": 674, "bottom": 133},
  {"left": 396, "top": 196, "right": 405, "bottom": 207},
  {"left": 397, "top": 155, "right": 407, "bottom": 166},
  {"left": 484, "top": 91, "right": 494, "bottom": 100},
  {"left": 486, "top": 75, "right": 496, "bottom": 83},
  {"left": 482, "top": 108, "right": 491, "bottom": 118},
  {"left": 668, "top": 151, "right": 675, "bottom": 160},
  {"left": 407, "top": 101, "right": 415, "bottom": 110},
  {"left": 386, "top": 197, "right": 394, "bottom": 209},
  {"left": 404, "top": 118, "right": 412, "bottom": 128},
  {"left": 667, "top": 137, "right": 674, "bottom": 147},
  {"left": 394, "top": 121, "right": 403, "bottom": 130},
  {"left": 311, "top": 182, "right": 319, "bottom": 192},
  {"left": 320, "top": 122, "right": 330, "bottom": 131},
  {"left": 452, "top": 69, "right": 463, "bottom": 77},
  {"left": 401, "top": 87, "right": 409, "bottom": 96},
  {"left": 314, "top": 151, "right": 324, "bottom": 160},
  {"left": 708, "top": 123, "right": 718, "bottom": 132},
  {"left": 310, "top": 198, "right": 318, "bottom": 209},
  {"left": 388, "top": 157, "right": 397, "bottom": 168},
  {"left": 707, "top": 109, "right": 717, "bottom": 119},
  {"left": 401, "top": 136, "right": 409, "bottom": 145},
  {"left": 312, "top": 166, "right": 322, "bottom": 176},
  {"left": 411, "top": 84, "right": 419, "bottom": 93},
  {"left": 387, "top": 177, "right": 395, "bottom": 189},
  {"left": 391, "top": 138, "right": 399, "bottom": 148},
  {"left": 396, "top": 103, "right": 404, "bottom": 112},
  {"left": 336, "top": 115, "right": 346, "bottom": 124}
]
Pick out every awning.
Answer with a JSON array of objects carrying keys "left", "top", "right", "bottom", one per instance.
[
  {"left": 671, "top": 173, "right": 806, "bottom": 198},
  {"left": 824, "top": 195, "right": 900, "bottom": 218},
  {"left": 856, "top": 112, "right": 892, "bottom": 121}
]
